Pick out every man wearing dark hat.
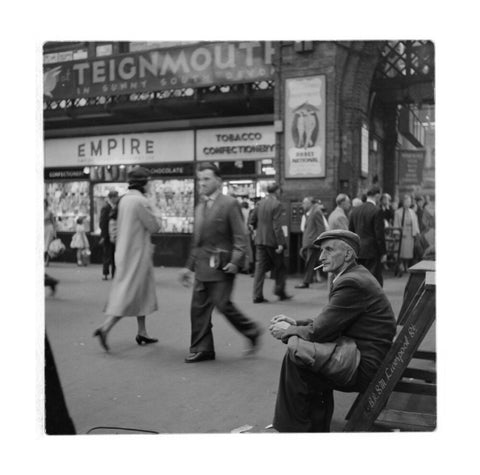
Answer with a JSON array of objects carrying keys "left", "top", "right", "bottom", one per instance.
[
  {"left": 348, "top": 185, "right": 387, "bottom": 286},
  {"left": 179, "top": 162, "right": 262, "bottom": 363},
  {"left": 249, "top": 182, "right": 291, "bottom": 302},
  {"left": 269, "top": 229, "right": 396, "bottom": 432}
]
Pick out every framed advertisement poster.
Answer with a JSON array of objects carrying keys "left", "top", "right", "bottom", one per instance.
[{"left": 284, "top": 75, "right": 326, "bottom": 178}]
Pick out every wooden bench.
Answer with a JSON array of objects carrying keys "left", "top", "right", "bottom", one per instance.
[{"left": 344, "top": 260, "right": 436, "bottom": 431}]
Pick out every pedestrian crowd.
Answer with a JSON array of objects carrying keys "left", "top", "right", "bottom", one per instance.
[{"left": 44, "top": 165, "right": 434, "bottom": 434}]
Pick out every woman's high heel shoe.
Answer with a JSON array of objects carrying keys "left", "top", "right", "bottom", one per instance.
[
  {"left": 135, "top": 335, "right": 158, "bottom": 345},
  {"left": 93, "top": 328, "right": 109, "bottom": 352}
]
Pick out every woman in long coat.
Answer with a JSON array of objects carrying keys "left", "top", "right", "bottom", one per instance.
[
  {"left": 93, "top": 167, "right": 160, "bottom": 352},
  {"left": 393, "top": 194, "right": 420, "bottom": 272}
]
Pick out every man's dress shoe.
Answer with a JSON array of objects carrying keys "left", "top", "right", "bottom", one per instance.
[
  {"left": 294, "top": 283, "right": 309, "bottom": 289},
  {"left": 245, "top": 329, "right": 263, "bottom": 356},
  {"left": 276, "top": 293, "right": 293, "bottom": 301},
  {"left": 184, "top": 351, "right": 216, "bottom": 363},
  {"left": 253, "top": 297, "right": 269, "bottom": 304}
]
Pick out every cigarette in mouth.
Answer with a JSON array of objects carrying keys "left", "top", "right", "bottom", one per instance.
[{"left": 314, "top": 264, "right": 323, "bottom": 271}]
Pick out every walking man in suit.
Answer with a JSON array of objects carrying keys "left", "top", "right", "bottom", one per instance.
[
  {"left": 328, "top": 193, "right": 351, "bottom": 231},
  {"left": 249, "top": 182, "right": 291, "bottom": 303},
  {"left": 99, "top": 190, "right": 119, "bottom": 280},
  {"left": 179, "top": 163, "right": 262, "bottom": 363},
  {"left": 348, "top": 185, "right": 387, "bottom": 286},
  {"left": 295, "top": 197, "right": 327, "bottom": 289}
]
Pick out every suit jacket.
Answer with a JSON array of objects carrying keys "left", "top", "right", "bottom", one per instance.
[
  {"left": 282, "top": 263, "right": 396, "bottom": 385},
  {"left": 328, "top": 206, "right": 349, "bottom": 231},
  {"left": 249, "top": 195, "right": 286, "bottom": 248},
  {"left": 349, "top": 202, "right": 386, "bottom": 259},
  {"left": 186, "top": 193, "right": 247, "bottom": 282},
  {"left": 302, "top": 204, "right": 327, "bottom": 248},
  {"left": 99, "top": 201, "right": 113, "bottom": 241}
]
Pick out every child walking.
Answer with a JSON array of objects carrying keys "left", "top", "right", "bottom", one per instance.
[{"left": 71, "top": 217, "right": 90, "bottom": 266}]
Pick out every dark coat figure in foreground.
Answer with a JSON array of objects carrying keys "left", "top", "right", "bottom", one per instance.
[
  {"left": 348, "top": 185, "right": 387, "bottom": 286},
  {"left": 45, "top": 335, "right": 76, "bottom": 435},
  {"left": 179, "top": 163, "right": 262, "bottom": 363},
  {"left": 269, "top": 230, "right": 395, "bottom": 432}
]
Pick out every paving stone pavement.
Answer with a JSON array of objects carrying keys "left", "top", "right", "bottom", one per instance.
[{"left": 44, "top": 262, "right": 434, "bottom": 434}]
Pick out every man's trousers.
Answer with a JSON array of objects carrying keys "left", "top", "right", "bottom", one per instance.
[
  {"left": 253, "top": 245, "right": 287, "bottom": 299},
  {"left": 302, "top": 246, "right": 321, "bottom": 284},
  {"left": 189, "top": 278, "right": 259, "bottom": 352},
  {"left": 102, "top": 241, "right": 116, "bottom": 278}
]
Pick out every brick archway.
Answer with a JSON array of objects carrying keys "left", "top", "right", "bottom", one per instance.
[{"left": 336, "top": 41, "right": 385, "bottom": 198}]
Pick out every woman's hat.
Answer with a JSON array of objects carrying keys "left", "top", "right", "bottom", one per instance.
[{"left": 128, "top": 166, "right": 151, "bottom": 183}]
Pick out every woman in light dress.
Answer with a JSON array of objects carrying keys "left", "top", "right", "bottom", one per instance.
[
  {"left": 44, "top": 198, "right": 56, "bottom": 266},
  {"left": 93, "top": 167, "right": 160, "bottom": 352},
  {"left": 393, "top": 194, "right": 420, "bottom": 272},
  {"left": 70, "top": 217, "right": 90, "bottom": 266}
]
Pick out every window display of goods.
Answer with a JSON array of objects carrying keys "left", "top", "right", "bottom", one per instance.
[
  {"left": 45, "top": 181, "right": 91, "bottom": 232},
  {"left": 147, "top": 179, "right": 194, "bottom": 233},
  {"left": 92, "top": 182, "right": 129, "bottom": 234},
  {"left": 224, "top": 180, "right": 256, "bottom": 198}
]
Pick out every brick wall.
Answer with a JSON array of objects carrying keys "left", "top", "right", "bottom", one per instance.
[{"left": 274, "top": 40, "right": 385, "bottom": 213}]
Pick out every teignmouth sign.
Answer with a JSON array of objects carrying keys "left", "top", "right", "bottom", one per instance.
[{"left": 43, "top": 41, "right": 275, "bottom": 100}]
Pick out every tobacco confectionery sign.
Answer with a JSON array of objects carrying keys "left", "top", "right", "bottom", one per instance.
[
  {"left": 196, "top": 125, "right": 275, "bottom": 161},
  {"left": 43, "top": 42, "right": 274, "bottom": 100},
  {"left": 284, "top": 76, "right": 326, "bottom": 178},
  {"left": 45, "top": 131, "right": 194, "bottom": 167}
]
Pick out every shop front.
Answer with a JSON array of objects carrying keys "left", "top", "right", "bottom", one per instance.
[
  {"left": 44, "top": 124, "right": 275, "bottom": 267},
  {"left": 44, "top": 130, "right": 195, "bottom": 266},
  {"left": 196, "top": 125, "right": 276, "bottom": 209}
]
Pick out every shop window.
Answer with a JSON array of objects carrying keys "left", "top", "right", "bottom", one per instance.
[
  {"left": 92, "top": 183, "right": 129, "bottom": 234},
  {"left": 45, "top": 181, "right": 91, "bottom": 232},
  {"left": 147, "top": 179, "right": 194, "bottom": 233}
]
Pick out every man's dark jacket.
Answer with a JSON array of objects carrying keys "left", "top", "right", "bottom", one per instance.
[
  {"left": 249, "top": 195, "right": 286, "bottom": 248},
  {"left": 281, "top": 263, "right": 396, "bottom": 388},
  {"left": 349, "top": 202, "right": 386, "bottom": 259},
  {"left": 99, "top": 201, "right": 113, "bottom": 243}
]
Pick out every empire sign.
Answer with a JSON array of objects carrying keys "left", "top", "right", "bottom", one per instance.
[{"left": 44, "top": 42, "right": 275, "bottom": 100}]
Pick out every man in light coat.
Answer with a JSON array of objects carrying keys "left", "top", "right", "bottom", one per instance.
[
  {"left": 94, "top": 167, "right": 160, "bottom": 352},
  {"left": 328, "top": 193, "right": 351, "bottom": 230}
]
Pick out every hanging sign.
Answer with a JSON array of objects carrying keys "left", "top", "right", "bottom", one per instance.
[
  {"left": 43, "top": 42, "right": 275, "bottom": 100},
  {"left": 196, "top": 125, "right": 275, "bottom": 161},
  {"left": 44, "top": 131, "right": 194, "bottom": 167}
]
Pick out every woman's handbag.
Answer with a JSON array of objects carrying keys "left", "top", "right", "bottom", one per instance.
[{"left": 48, "top": 238, "right": 66, "bottom": 258}]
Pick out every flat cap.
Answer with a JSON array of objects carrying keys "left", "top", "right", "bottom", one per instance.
[
  {"left": 128, "top": 166, "right": 151, "bottom": 183},
  {"left": 313, "top": 229, "right": 360, "bottom": 255}
]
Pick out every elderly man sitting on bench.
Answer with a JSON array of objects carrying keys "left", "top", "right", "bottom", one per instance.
[{"left": 269, "top": 230, "right": 396, "bottom": 432}]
